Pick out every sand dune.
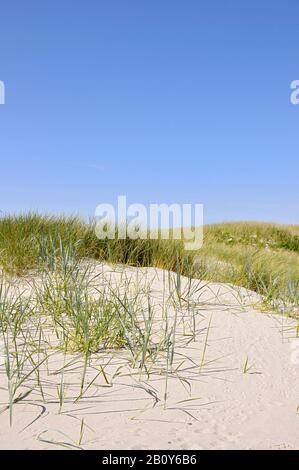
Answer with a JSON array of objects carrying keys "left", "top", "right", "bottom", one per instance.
[{"left": 0, "top": 264, "right": 298, "bottom": 450}]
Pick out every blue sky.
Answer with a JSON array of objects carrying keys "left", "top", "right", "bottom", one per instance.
[{"left": 0, "top": 1, "right": 298, "bottom": 224}]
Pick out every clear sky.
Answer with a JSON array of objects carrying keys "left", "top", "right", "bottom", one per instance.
[{"left": 0, "top": 1, "right": 298, "bottom": 224}]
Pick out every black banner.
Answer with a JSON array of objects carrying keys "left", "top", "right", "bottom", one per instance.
[{"left": 0, "top": 450, "right": 298, "bottom": 466}]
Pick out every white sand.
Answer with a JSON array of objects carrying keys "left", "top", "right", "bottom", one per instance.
[{"left": 0, "top": 263, "right": 298, "bottom": 450}]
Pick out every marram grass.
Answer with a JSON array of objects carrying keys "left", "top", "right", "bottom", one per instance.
[
  {"left": 0, "top": 213, "right": 187, "bottom": 276},
  {"left": 0, "top": 213, "right": 298, "bottom": 307}
]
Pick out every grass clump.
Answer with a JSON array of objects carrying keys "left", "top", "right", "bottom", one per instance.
[{"left": 32, "top": 240, "right": 172, "bottom": 362}]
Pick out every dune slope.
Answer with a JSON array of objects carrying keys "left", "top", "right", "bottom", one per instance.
[{"left": 0, "top": 264, "right": 298, "bottom": 450}]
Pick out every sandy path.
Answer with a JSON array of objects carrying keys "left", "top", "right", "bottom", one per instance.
[{"left": 0, "top": 264, "right": 298, "bottom": 450}]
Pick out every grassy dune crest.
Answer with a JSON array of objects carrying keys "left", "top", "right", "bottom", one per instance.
[
  {"left": 0, "top": 213, "right": 187, "bottom": 275},
  {"left": 0, "top": 214, "right": 298, "bottom": 310},
  {"left": 200, "top": 222, "right": 299, "bottom": 307}
]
